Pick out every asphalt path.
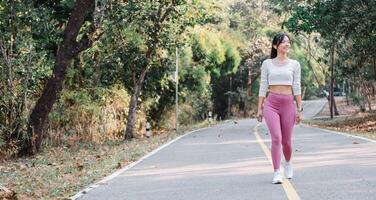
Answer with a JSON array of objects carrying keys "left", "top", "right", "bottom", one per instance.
[{"left": 72, "top": 98, "right": 376, "bottom": 200}]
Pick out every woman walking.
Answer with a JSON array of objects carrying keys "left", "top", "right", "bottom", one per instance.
[{"left": 256, "top": 33, "right": 302, "bottom": 184}]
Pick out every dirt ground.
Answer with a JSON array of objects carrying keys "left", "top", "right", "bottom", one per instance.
[{"left": 304, "top": 96, "right": 376, "bottom": 140}]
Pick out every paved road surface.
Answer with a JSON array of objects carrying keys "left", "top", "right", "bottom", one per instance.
[
  {"left": 299, "top": 98, "right": 327, "bottom": 119},
  {"left": 72, "top": 99, "right": 376, "bottom": 200}
]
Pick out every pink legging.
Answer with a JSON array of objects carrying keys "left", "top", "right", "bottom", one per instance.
[{"left": 263, "top": 92, "right": 296, "bottom": 170}]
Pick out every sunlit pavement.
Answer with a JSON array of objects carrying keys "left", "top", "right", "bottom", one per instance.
[{"left": 73, "top": 99, "right": 376, "bottom": 200}]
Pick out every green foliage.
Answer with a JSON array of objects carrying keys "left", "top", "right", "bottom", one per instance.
[
  {"left": 0, "top": 0, "right": 57, "bottom": 157},
  {"left": 191, "top": 29, "right": 226, "bottom": 68},
  {"left": 221, "top": 41, "right": 241, "bottom": 76},
  {"left": 286, "top": 0, "right": 375, "bottom": 105},
  {"left": 228, "top": 0, "right": 267, "bottom": 38},
  {"left": 190, "top": 28, "right": 241, "bottom": 77},
  {"left": 286, "top": 0, "right": 375, "bottom": 57}
]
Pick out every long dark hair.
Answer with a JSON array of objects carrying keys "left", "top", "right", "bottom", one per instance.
[{"left": 270, "top": 33, "right": 290, "bottom": 59}]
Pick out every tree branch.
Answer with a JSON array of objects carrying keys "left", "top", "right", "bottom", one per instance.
[{"left": 0, "top": 38, "right": 13, "bottom": 88}]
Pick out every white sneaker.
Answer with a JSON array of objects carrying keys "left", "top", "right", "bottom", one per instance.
[
  {"left": 284, "top": 162, "right": 293, "bottom": 179},
  {"left": 272, "top": 170, "right": 283, "bottom": 184}
]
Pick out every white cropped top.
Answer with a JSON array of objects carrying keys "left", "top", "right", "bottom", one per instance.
[{"left": 258, "top": 58, "right": 301, "bottom": 97}]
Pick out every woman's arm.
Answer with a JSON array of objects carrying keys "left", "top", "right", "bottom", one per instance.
[
  {"left": 257, "top": 96, "right": 265, "bottom": 122},
  {"left": 258, "top": 60, "right": 269, "bottom": 97},
  {"left": 294, "top": 95, "right": 302, "bottom": 111},
  {"left": 258, "top": 96, "right": 265, "bottom": 111},
  {"left": 292, "top": 61, "right": 302, "bottom": 111},
  {"left": 257, "top": 60, "right": 268, "bottom": 122}
]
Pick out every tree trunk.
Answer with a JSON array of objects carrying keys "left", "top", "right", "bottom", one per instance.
[
  {"left": 93, "top": 51, "right": 101, "bottom": 86},
  {"left": 333, "top": 96, "right": 339, "bottom": 115},
  {"left": 246, "top": 59, "right": 252, "bottom": 96},
  {"left": 345, "top": 79, "right": 349, "bottom": 105},
  {"left": 20, "top": 0, "right": 95, "bottom": 156},
  {"left": 306, "top": 36, "right": 321, "bottom": 88},
  {"left": 244, "top": 58, "right": 252, "bottom": 118},
  {"left": 227, "top": 75, "right": 232, "bottom": 118},
  {"left": 302, "top": 86, "right": 306, "bottom": 100},
  {"left": 373, "top": 54, "right": 376, "bottom": 81},
  {"left": 123, "top": 2, "right": 176, "bottom": 139},
  {"left": 123, "top": 43, "right": 155, "bottom": 139},
  {"left": 363, "top": 82, "right": 372, "bottom": 111},
  {"left": 372, "top": 54, "right": 376, "bottom": 98},
  {"left": 124, "top": 68, "right": 148, "bottom": 139},
  {"left": 329, "top": 45, "right": 335, "bottom": 119}
]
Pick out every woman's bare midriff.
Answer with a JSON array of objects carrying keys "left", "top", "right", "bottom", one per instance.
[{"left": 268, "top": 85, "right": 293, "bottom": 95}]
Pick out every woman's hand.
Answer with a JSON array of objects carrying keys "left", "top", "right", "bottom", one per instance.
[
  {"left": 257, "top": 109, "right": 263, "bottom": 122},
  {"left": 295, "top": 111, "right": 302, "bottom": 124}
]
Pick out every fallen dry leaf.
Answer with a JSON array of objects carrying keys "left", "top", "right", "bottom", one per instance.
[
  {"left": 116, "top": 162, "right": 122, "bottom": 169},
  {"left": 47, "top": 162, "right": 57, "bottom": 166},
  {"left": 0, "top": 185, "right": 17, "bottom": 200},
  {"left": 76, "top": 162, "right": 84, "bottom": 171}
]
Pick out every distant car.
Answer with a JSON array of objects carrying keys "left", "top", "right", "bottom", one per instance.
[
  {"left": 333, "top": 91, "right": 345, "bottom": 96},
  {"left": 320, "top": 90, "right": 345, "bottom": 97}
]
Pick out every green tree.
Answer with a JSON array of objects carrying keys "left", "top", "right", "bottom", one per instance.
[
  {"left": 286, "top": 0, "right": 375, "bottom": 117},
  {"left": 22, "top": 0, "right": 102, "bottom": 155}
]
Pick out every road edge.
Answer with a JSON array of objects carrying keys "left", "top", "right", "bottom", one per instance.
[
  {"left": 301, "top": 123, "right": 376, "bottom": 144},
  {"left": 70, "top": 126, "right": 210, "bottom": 200}
]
